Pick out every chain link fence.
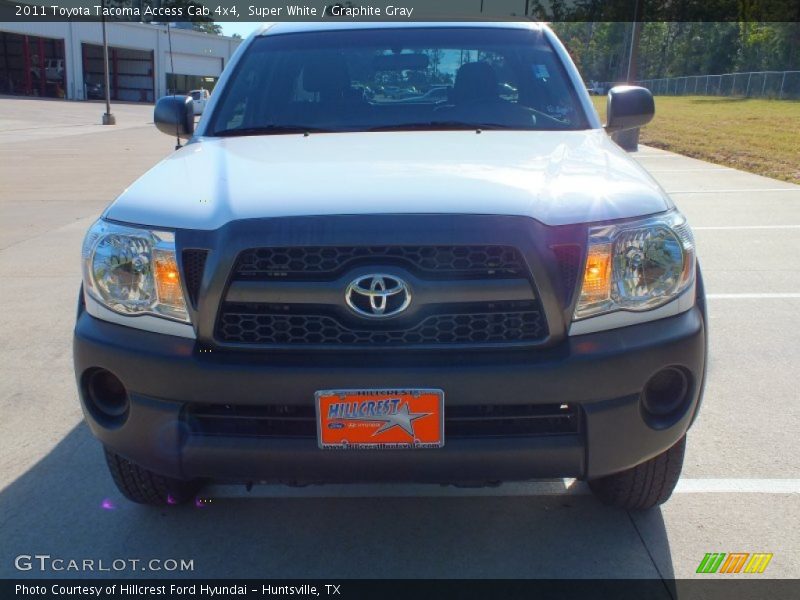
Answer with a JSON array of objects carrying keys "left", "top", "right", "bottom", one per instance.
[{"left": 600, "top": 71, "right": 800, "bottom": 100}]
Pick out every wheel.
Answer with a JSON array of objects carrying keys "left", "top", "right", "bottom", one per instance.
[
  {"left": 588, "top": 435, "right": 686, "bottom": 510},
  {"left": 104, "top": 447, "right": 201, "bottom": 506}
]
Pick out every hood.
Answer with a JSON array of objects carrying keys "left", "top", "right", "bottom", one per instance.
[{"left": 106, "top": 129, "right": 672, "bottom": 230}]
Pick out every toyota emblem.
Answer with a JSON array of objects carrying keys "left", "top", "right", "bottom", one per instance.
[{"left": 345, "top": 274, "right": 412, "bottom": 318}]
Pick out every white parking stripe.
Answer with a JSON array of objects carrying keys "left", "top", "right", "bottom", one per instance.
[
  {"left": 647, "top": 168, "right": 734, "bottom": 173},
  {"left": 674, "top": 479, "right": 800, "bottom": 494},
  {"left": 206, "top": 479, "right": 800, "bottom": 499},
  {"left": 707, "top": 293, "right": 800, "bottom": 300},
  {"left": 694, "top": 225, "right": 800, "bottom": 231},
  {"left": 671, "top": 189, "right": 800, "bottom": 194}
]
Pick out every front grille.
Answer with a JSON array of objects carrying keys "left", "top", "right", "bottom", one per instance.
[
  {"left": 217, "top": 305, "right": 545, "bottom": 346},
  {"left": 185, "top": 404, "right": 314, "bottom": 439},
  {"left": 216, "top": 244, "right": 548, "bottom": 349},
  {"left": 234, "top": 245, "right": 527, "bottom": 280},
  {"left": 445, "top": 403, "right": 580, "bottom": 437},
  {"left": 185, "top": 403, "right": 580, "bottom": 439}
]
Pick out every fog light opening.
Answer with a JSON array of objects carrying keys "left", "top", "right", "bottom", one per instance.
[
  {"left": 642, "top": 367, "right": 690, "bottom": 421},
  {"left": 84, "top": 368, "right": 129, "bottom": 420}
]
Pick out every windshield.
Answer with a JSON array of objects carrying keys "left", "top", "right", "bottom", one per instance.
[{"left": 208, "top": 27, "right": 589, "bottom": 136}]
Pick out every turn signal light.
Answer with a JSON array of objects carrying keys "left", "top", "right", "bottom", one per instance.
[
  {"left": 154, "top": 249, "right": 185, "bottom": 310},
  {"left": 579, "top": 243, "right": 612, "bottom": 305}
]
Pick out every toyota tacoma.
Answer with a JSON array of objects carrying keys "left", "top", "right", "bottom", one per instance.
[{"left": 74, "top": 22, "right": 707, "bottom": 509}]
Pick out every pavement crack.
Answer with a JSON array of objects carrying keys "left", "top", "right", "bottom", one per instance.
[{"left": 626, "top": 510, "right": 675, "bottom": 600}]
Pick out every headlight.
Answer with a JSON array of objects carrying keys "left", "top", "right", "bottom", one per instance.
[
  {"left": 574, "top": 210, "right": 695, "bottom": 321},
  {"left": 81, "top": 220, "right": 189, "bottom": 323}
]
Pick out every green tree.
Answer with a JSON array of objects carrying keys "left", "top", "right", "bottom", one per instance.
[
  {"left": 552, "top": 21, "right": 798, "bottom": 83},
  {"left": 191, "top": 21, "right": 222, "bottom": 35}
]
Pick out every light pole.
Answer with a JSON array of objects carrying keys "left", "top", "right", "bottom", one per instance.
[
  {"left": 101, "top": 2, "right": 115, "bottom": 125},
  {"left": 626, "top": 1, "right": 643, "bottom": 83}
]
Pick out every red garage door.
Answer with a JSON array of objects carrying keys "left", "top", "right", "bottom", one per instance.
[
  {"left": 82, "top": 43, "right": 154, "bottom": 103},
  {"left": 0, "top": 31, "right": 66, "bottom": 98}
]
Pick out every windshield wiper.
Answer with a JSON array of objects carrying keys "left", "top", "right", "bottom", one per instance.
[
  {"left": 366, "top": 121, "right": 510, "bottom": 132},
  {"left": 213, "top": 125, "right": 333, "bottom": 137}
]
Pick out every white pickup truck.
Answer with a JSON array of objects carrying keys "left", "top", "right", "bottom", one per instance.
[
  {"left": 75, "top": 22, "right": 707, "bottom": 509},
  {"left": 188, "top": 89, "right": 210, "bottom": 115}
]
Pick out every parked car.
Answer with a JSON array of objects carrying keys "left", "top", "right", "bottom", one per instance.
[
  {"left": 395, "top": 86, "right": 451, "bottom": 103},
  {"left": 45, "top": 58, "right": 65, "bottom": 81},
  {"left": 75, "top": 22, "right": 706, "bottom": 509},
  {"left": 85, "top": 81, "right": 104, "bottom": 100},
  {"left": 30, "top": 57, "right": 64, "bottom": 82},
  {"left": 189, "top": 89, "right": 209, "bottom": 115},
  {"left": 380, "top": 85, "right": 402, "bottom": 98},
  {"left": 377, "top": 85, "right": 421, "bottom": 100}
]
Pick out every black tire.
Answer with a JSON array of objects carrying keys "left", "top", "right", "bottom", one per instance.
[
  {"left": 588, "top": 435, "right": 686, "bottom": 510},
  {"left": 104, "top": 447, "right": 201, "bottom": 506}
]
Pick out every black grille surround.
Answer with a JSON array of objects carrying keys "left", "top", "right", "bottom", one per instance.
[{"left": 214, "top": 244, "right": 549, "bottom": 350}]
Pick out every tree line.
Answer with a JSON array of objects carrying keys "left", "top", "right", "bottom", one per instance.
[{"left": 551, "top": 22, "right": 800, "bottom": 83}]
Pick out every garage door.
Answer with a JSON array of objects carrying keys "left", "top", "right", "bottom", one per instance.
[
  {"left": 82, "top": 43, "right": 154, "bottom": 103},
  {"left": 0, "top": 31, "right": 66, "bottom": 98}
]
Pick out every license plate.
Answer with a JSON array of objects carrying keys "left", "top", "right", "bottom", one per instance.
[{"left": 316, "top": 388, "right": 444, "bottom": 450}]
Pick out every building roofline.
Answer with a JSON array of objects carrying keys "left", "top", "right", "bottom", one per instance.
[{"left": 132, "top": 21, "right": 242, "bottom": 42}]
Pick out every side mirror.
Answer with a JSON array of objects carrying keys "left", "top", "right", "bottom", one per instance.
[
  {"left": 605, "top": 86, "right": 654, "bottom": 133},
  {"left": 154, "top": 95, "right": 194, "bottom": 139}
]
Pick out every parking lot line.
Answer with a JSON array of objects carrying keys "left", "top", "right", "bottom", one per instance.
[
  {"left": 706, "top": 293, "right": 800, "bottom": 299},
  {"left": 693, "top": 225, "right": 800, "bottom": 230},
  {"left": 674, "top": 479, "right": 800, "bottom": 494},
  {"left": 647, "top": 168, "right": 735, "bottom": 173},
  {"left": 671, "top": 189, "right": 800, "bottom": 194}
]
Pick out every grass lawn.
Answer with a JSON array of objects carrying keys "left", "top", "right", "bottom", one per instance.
[{"left": 591, "top": 96, "right": 800, "bottom": 185}]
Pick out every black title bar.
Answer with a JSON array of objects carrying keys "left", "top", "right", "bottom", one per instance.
[
  {"left": 1, "top": 0, "right": 800, "bottom": 23},
  {"left": 5, "top": 579, "right": 800, "bottom": 600}
]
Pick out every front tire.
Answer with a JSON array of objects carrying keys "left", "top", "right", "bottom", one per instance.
[
  {"left": 104, "top": 447, "right": 201, "bottom": 506},
  {"left": 589, "top": 435, "right": 686, "bottom": 510}
]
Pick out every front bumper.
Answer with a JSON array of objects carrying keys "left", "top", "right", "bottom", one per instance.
[{"left": 74, "top": 293, "right": 707, "bottom": 484}]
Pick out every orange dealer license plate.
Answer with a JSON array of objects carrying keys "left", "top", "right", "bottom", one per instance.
[{"left": 316, "top": 389, "right": 444, "bottom": 450}]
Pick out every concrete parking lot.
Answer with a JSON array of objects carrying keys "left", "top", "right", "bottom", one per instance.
[{"left": 0, "top": 96, "right": 798, "bottom": 582}]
